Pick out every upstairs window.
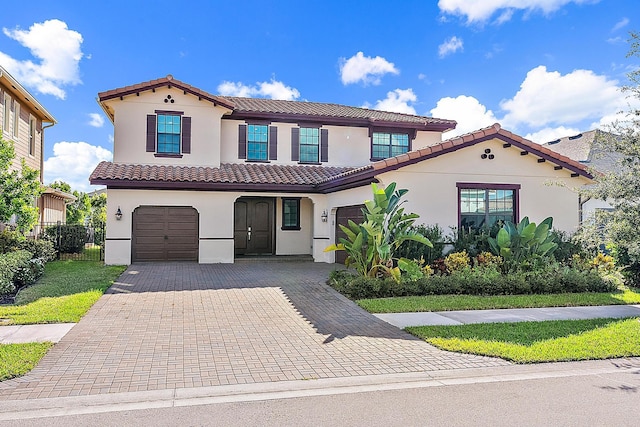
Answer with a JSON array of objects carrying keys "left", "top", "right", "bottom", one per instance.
[
  {"left": 157, "top": 114, "right": 181, "bottom": 154},
  {"left": 371, "top": 132, "right": 409, "bottom": 160},
  {"left": 247, "top": 124, "right": 268, "bottom": 161},
  {"left": 458, "top": 183, "right": 519, "bottom": 230},
  {"left": 238, "top": 124, "right": 277, "bottom": 161},
  {"left": 13, "top": 102, "right": 20, "bottom": 138},
  {"left": 2, "top": 94, "right": 9, "bottom": 134},
  {"left": 291, "top": 126, "right": 328, "bottom": 163},
  {"left": 146, "top": 110, "right": 191, "bottom": 157},
  {"left": 299, "top": 127, "right": 319, "bottom": 163},
  {"left": 29, "top": 116, "right": 36, "bottom": 156}
]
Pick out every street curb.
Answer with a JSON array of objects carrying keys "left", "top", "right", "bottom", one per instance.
[{"left": 1, "top": 358, "right": 638, "bottom": 421}]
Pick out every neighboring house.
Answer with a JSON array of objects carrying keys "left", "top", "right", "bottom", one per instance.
[
  {"left": 90, "top": 75, "right": 593, "bottom": 265},
  {"left": 543, "top": 130, "right": 619, "bottom": 221},
  {"left": 0, "top": 65, "right": 75, "bottom": 226}
]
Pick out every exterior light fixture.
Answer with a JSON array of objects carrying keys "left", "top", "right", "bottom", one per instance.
[
  {"left": 115, "top": 207, "right": 123, "bottom": 221},
  {"left": 321, "top": 209, "right": 328, "bottom": 223}
]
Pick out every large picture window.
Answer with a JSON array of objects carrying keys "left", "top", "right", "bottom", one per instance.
[
  {"left": 458, "top": 183, "right": 519, "bottom": 230},
  {"left": 371, "top": 132, "right": 409, "bottom": 160}
]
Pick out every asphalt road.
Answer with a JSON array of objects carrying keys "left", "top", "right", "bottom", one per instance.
[{"left": 2, "top": 368, "right": 638, "bottom": 427}]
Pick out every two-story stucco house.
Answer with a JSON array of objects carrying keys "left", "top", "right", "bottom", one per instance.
[
  {"left": 90, "top": 75, "right": 593, "bottom": 265},
  {"left": 0, "top": 66, "right": 74, "bottom": 226}
]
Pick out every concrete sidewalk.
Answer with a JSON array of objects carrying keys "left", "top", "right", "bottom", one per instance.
[
  {"left": 374, "top": 304, "right": 640, "bottom": 328},
  {"left": 0, "top": 323, "right": 75, "bottom": 344},
  {"left": 2, "top": 304, "right": 639, "bottom": 344}
]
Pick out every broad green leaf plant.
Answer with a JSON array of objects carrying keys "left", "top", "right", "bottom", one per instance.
[
  {"left": 487, "top": 216, "right": 558, "bottom": 272},
  {"left": 325, "top": 182, "right": 432, "bottom": 281}
]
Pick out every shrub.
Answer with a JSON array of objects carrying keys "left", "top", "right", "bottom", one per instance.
[
  {"left": 444, "top": 251, "right": 470, "bottom": 273},
  {"left": 0, "top": 230, "right": 25, "bottom": 254},
  {"left": 551, "top": 230, "right": 585, "bottom": 264},
  {"left": 42, "top": 224, "right": 86, "bottom": 254},
  {"left": 396, "top": 224, "right": 445, "bottom": 264},
  {"left": 475, "top": 251, "right": 502, "bottom": 268},
  {"left": 449, "top": 225, "right": 499, "bottom": 257},
  {"left": 0, "top": 250, "right": 32, "bottom": 296}
]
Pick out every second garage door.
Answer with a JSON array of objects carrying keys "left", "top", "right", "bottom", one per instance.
[{"left": 132, "top": 206, "right": 199, "bottom": 262}]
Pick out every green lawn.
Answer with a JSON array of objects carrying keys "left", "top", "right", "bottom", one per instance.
[
  {"left": 0, "top": 342, "right": 53, "bottom": 381},
  {"left": 0, "top": 261, "right": 126, "bottom": 325},
  {"left": 357, "top": 289, "right": 640, "bottom": 313},
  {"left": 407, "top": 317, "right": 640, "bottom": 363}
]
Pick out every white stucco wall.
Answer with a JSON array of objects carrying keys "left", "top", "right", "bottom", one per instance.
[{"left": 105, "top": 87, "right": 230, "bottom": 167}]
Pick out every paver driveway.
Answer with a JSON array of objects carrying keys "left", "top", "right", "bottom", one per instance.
[{"left": 0, "top": 262, "right": 509, "bottom": 399}]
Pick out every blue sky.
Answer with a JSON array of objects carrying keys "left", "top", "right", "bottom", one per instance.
[{"left": 1, "top": 0, "right": 637, "bottom": 191}]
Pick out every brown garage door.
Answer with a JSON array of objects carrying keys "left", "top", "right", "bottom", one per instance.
[
  {"left": 335, "top": 204, "right": 365, "bottom": 264},
  {"left": 132, "top": 206, "right": 199, "bottom": 262}
]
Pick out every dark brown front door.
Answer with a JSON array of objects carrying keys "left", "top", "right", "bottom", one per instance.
[
  {"left": 335, "top": 204, "right": 365, "bottom": 264},
  {"left": 234, "top": 198, "right": 274, "bottom": 256},
  {"left": 132, "top": 206, "right": 199, "bottom": 262}
]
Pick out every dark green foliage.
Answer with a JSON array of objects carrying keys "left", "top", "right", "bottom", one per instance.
[
  {"left": 449, "top": 224, "right": 499, "bottom": 257},
  {"left": 0, "top": 250, "right": 32, "bottom": 295},
  {"left": 328, "top": 264, "right": 616, "bottom": 300},
  {"left": 0, "top": 230, "right": 56, "bottom": 261},
  {"left": 396, "top": 224, "right": 445, "bottom": 264},
  {"left": 551, "top": 230, "right": 585, "bottom": 263},
  {"left": 42, "top": 224, "right": 87, "bottom": 254}
]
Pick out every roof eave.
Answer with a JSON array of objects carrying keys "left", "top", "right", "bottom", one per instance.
[{"left": 0, "top": 66, "right": 56, "bottom": 124}]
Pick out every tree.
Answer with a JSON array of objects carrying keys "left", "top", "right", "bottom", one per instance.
[
  {"left": 0, "top": 131, "right": 43, "bottom": 232},
  {"left": 582, "top": 31, "right": 640, "bottom": 283},
  {"left": 49, "top": 181, "right": 91, "bottom": 225}
]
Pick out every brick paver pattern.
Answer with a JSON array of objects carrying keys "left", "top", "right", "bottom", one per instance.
[{"left": 0, "top": 262, "right": 509, "bottom": 399}]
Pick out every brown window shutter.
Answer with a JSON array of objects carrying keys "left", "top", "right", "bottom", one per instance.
[
  {"left": 269, "top": 126, "right": 277, "bottom": 160},
  {"left": 238, "top": 124, "right": 247, "bottom": 159},
  {"left": 146, "top": 114, "right": 156, "bottom": 152},
  {"left": 182, "top": 116, "right": 191, "bottom": 154},
  {"left": 291, "top": 128, "right": 300, "bottom": 162},
  {"left": 320, "top": 129, "right": 329, "bottom": 162}
]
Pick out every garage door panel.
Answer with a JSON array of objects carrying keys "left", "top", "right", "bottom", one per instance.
[{"left": 133, "top": 206, "right": 199, "bottom": 262}]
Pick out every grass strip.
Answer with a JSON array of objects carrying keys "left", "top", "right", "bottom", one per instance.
[
  {"left": 407, "top": 317, "right": 640, "bottom": 363},
  {"left": 0, "top": 261, "right": 126, "bottom": 325},
  {"left": 0, "top": 343, "right": 53, "bottom": 381},
  {"left": 357, "top": 289, "right": 640, "bottom": 313}
]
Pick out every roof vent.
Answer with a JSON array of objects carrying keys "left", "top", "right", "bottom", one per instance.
[
  {"left": 568, "top": 133, "right": 583, "bottom": 140},
  {"left": 547, "top": 139, "right": 560, "bottom": 145}
]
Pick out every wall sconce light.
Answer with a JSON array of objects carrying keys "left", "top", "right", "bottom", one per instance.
[
  {"left": 321, "top": 209, "right": 328, "bottom": 223},
  {"left": 115, "top": 207, "right": 123, "bottom": 221}
]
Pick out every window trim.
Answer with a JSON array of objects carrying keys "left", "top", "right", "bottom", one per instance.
[
  {"left": 369, "top": 129, "right": 413, "bottom": 161},
  {"left": 281, "top": 198, "right": 301, "bottom": 231},
  {"left": 456, "top": 182, "right": 520, "bottom": 230},
  {"left": 147, "top": 110, "right": 190, "bottom": 157},
  {"left": 13, "top": 101, "right": 20, "bottom": 138},
  {"left": 3, "top": 94, "right": 11, "bottom": 137},
  {"left": 155, "top": 111, "right": 182, "bottom": 155},
  {"left": 299, "top": 126, "right": 320, "bottom": 164}
]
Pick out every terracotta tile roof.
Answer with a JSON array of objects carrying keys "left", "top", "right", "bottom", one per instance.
[
  {"left": 219, "top": 96, "right": 456, "bottom": 128},
  {"left": 98, "top": 75, "right": 235, "bottom": 110},
  {"left": 364, "top": 123, "right": 593, "bottom": 178},
  {"left": 97, "top": 75, "right": 456, "bottom": 130},
  {"left": 90, "top": 161, "right": 356, "bottom": 189}
]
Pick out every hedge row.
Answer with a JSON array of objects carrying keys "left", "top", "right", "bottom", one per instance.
[
  {"left": 329, "top": 266, "right": 617, "bottom": 300},
  {"left": 0, "top": 250, "right": 46, "bottom": 296}
]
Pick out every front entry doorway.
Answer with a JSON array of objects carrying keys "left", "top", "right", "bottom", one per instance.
[{"left": 234, "top": 197, "right": 275, "bottom": 256}]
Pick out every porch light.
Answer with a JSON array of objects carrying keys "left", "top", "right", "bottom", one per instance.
[
  {"left": 115, "top": 207, "right": 123, "bottom": 221},
  {"left": 321, "top": 209, "right": 328, "bottom": 223}
]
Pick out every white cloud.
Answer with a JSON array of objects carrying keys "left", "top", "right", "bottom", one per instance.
[
  {"left": 438, "top": 0, "right": 595, "bottom": 24},
  {"left": 500, "top": 66, "right": 622, "bottom": 128},
  {"left": 217, "top": 79, "right": 300, "bottom": 100},
  {"left": 44, "top": 141, "right": 112, "bottom": 192},
  {"left": 438, "top": 36, "right": 464, "bottom": 58},
  {"left": 524, "top": 126, "right": 582, "bottom": 144},
  {"left": 371, "top": 89, "right": 418, "bottom": 115},
  {"left": 0, "top": 19, "right": 83, "bottom": 99},
  {"left": 431, "top": 95, "right": 498, "bottom": 138},
  {"left": 339, "top": 52, "right": 399, "bottom": 85},
  {"left": 611, "top": 17, "right": 629, "bottom": 32},
  {"left": 88, "top": 113, "right": 104, "bottom": 128}
]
